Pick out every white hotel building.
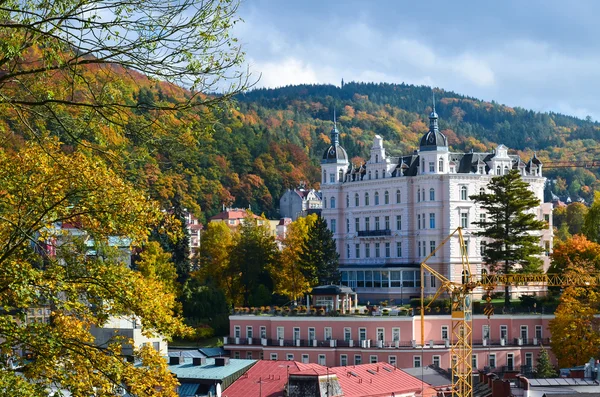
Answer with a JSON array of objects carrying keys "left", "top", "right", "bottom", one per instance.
[{"left": 320, "top": 108, "right": 553, "bottom": 302}]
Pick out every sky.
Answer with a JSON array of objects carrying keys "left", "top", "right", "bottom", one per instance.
[{"left": 235, "top": 0, "right": 600, "bottom": 120}]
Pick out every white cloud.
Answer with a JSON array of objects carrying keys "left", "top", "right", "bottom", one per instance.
[{"left": 251, "top": 58, "right": 321, "bottom": 88}]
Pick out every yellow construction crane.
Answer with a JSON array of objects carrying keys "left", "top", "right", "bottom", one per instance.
[{"left": 420, "top": 227, "right": 600, "bottom": 397}]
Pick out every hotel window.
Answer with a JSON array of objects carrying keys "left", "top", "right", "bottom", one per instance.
[
  {"left": 418, "top": 241, "right": 421, "bottom": 257},
  {"left": 472, "top": 354, "right": 478, "bottom": 370},
  {"left": 344, "top": 328, "right": 351, "bottom": 341},
  {"left": 246, "top": 351, "right": 253, "bottom": 359},
  {"left": 375, "top": 192, "right": 379, "bottom": 205},
  {"left": 429, "top": 213, "right": 436, "bottom": 229},
  {"left": 346, "top": 194, "right": 349, "bottom": 207},
  {"left": 535, "top": 325, "right": 542, "bottom": 340},
  {"left": 500, "top": 325, "right": 508, "bottom": 340},
  {"left": 385, "top": 242, "right": 390, "bottom": 258},
  {"left": 438, "top": 158, "right": 444, "bottom": 172},
  {"left": 355, "top": 193, "right": 359, "bottom": 206},
  {"left": 270, "top": 353, "right": 278, "bottom": 361},
  {"left": 375, "top": 242, "right": 380, "bottom": 258},
  {"left": 368, "top": 171, "right": 372, "bottom": 180},
  {"left": 396, "top": 189, "right": 401, "bottom": 203},
  {"left": 396, "top": 242, "right": 402, "bottom": 258},
  {"left": 365, "top": 192, "right": 370, "bottom": 206},
  {"left": 480, "top": 241, "right": 487, "bottom": 256},
  {"left": 340, "top": 354, "right": 348, "bottom": 366},
  {"left": 318, "top": 355, "right": 326, "bottom": 366},
  {"left": 422, "top": 189, "right": 425, "bottom": 202},
  {"left": 323, "top": 170, "right": 326, "bottom": 183},
  {"left": 392, "top": 328, "right": 400, "bottom": 342},
  {"left": 384, "top": 191, "right": 389, "bottom": 204},
  {"left": 375, "top": 170, "right": 379, "bottom": 179},
  {"left": 381, "top": 271, "right": 389, "bottom": 288},
  {"left": 507, "top": 353, "right": 514, "bottom": 371},
  {"left": 355, "top": 244, "right": 360, "bottom": 259},
  {"left": 287, "top": 353, "right": 294, "bottom": 361},
  {"left": 365, "top": 217, "right": 370, "bottom": 231},
  {"left": 301, "top": 354, "right": 309, "bottom": 364},
  {"left": 432, "top": 355, "right": 441, "bottom": 367},
  {"left": 430, "top": 188, "right": 435, "bottom": 201},
  {"left": 385, "top": 216, "right": 390, "bottom": 230},
  {"left": 389, "top": 356, "right": 397, "bottom": 366},
  {"left": 429, "top": 162, "right": 434, "bottom": 172},
  {"left": 330, "top": 197, "right": 336, "bottom": 209},
  {"left": 396, "top": 215, "right": 402, "bottom": 230},
  {"left": 359, "top": 328, "right": 367, "bottom": 341},
  {"left": 365, "top": 243, "right": 371, "bottom": 258},
  {"left": 390, "top": 271, "right": 401, "bottom": 287},
  {"left": 413, "top": 356, "right": 421, "bottom": 368},
  {"left": 460, "top": 185, "right": 468, "bottom": 200},
  {"left": 234, "top": 326, "right": 241, "bottom": 338},
  {"left": 234, "top": 351, "right": 240, "bottom": 359},
  {"left": 421, "top": 158, "right": 425, "bottom": 173},
  {"left": 482, "top": 325, "right": 490, "bottom": 340},
  {"left": 260, "top": 326, "right": 267, "bottom": 339},
  {"left": 355, "top": 218, "right": 360, "bottom": 232},
  {"left": 346, "top": 244, "right": 350, "bottom": 258},
  {"left": 461, "top": 213, "right": 469, "bottom": 228},
  {"left": 357, "top": 271, "right": 365, "bottom": 288},
  {"left": 323, "top": 197, "right": 327, "bottom": 209},
  {"left": 324, "top": 327, "right": 332, "bottom": 341},
  {"left": 520, "top": 325, "right": 528, "bottom": 341},
  {"left": 330, "top": 173, "right": 335, "bottom": 183},
  {"left": 277, "top": 327, "right": 284, "bottom": 340},
  {"left": 308, "top": 328, "right": 315, "bottom": 341},
  {"left": 330, "top": 219, "right": 336, "bottom": 233},
  {"left": 417, "top": 188, "right": 420, "bottom": 202},
  {"left": 480, "top": 213, "right": 486, "bottom": 224},
  {"left": 246, "top": 326, "right": 253, "bottom": 339},
  {"left": 489, "top": 354, "right": 496, "bottom": 368},
  {"left": 355, "top": 355, "right": 362, "bottom": 365},
  {"left": 375, "top": 217, "right": 380, "bottom": 230},
  {"left": 417, "top": 214, "right": 421, "bottom": 229},
  {"left": 430, "top": 241, "right": 436, "bottom": 256},
  {"left": 370, "top": 355, "right": 378, "bottom": 364},
  {"left": 346, "top": 219, "right": 350, "bottom": 233},
  {"left": 496, "top": 165, "right": 501, "bottom": 175},
  {"left": 525, "top": 353, "right": 533, "bottom": 368},
  {"left": 441, "top": 326, "right": 449, "bottom": 340}
]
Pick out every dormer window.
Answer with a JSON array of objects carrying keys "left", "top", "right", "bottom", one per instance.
[
  {"left": 478, "top": 166, "right": 484, "bottom": 174},
  {"left": 496, "top": 166, "right": 501, "bottom": 175}
]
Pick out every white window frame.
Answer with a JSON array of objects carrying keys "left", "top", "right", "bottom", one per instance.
[
  {"left": 500, "top": 325, "right": 508, "bottom": 340},
  {"left": 359, "top": 327, "right": 367, "bottom": 341},
  {"left": 432, "top": 355, "right": 441, "bottom": 367},
  {"left": 520, "top": 325, "right": 528, "bottom": 341},
  {"left": 324, "top": 327, "right": 332, "bottom": 341},
  {"left": 308, "top": 327, "right": 315, "bottom": 341},
  {"left": 482, "top": 325, "right": 490, "bottom": 340},
  {"left": 246, "top": 326, "right": 253, "bottom": 339},
  {"left": 376, "top": 328, "right": 385, "bottom": 342},
  {"left": 234, "top": 351, "right": 240, "bottom": 359},
  {"left": 302, "top": 354, "right": 309, "bottom": 364},
  {"left": 344, "top": 327, "right": 351, "bottom": 342},
  {"left": 340, "top": 354, "right": 348, "bottom": 366},
  {"left": 507, "top": 353, "right": 514, "bottom": 370},
  {"left": 270, "top": 353, "right": 278, "bottom": 361},
  {"left": 370, "top": 355, "right": 378, "bottom": 364},
  {"left": 246, "top": 351, "right": 253, "bottom": 359},
  {"left": 277, "top": 326, "right": 284, "bottom": 340},
  {"left": 525, "top": 352, "right": 533, "bottom": 368},
  {"left": 260, "top": 326, "right": 267, "bottom": 339},
  {"left": 535, "top": 325, "right": 542, "bottom": 340},
  {"left": 413, "top": 355, "right": 422, "bottom": 368},
  {"left": 286, "top": 353, "right": 294, "bottom": 361},
  {"left": 234, "top": 325, "right": 241, "bottom": 338},
  {"left": 293, "top": 327, "right": 300, "bottom": 341},
  {"left": 389, "top": 355, "right": 397, "bottom": 366},
  {"left": 489, "top": 353, "right": 496, "bottom": 368},
  {"left": 354, "top": 355, "right": 362, "bottom": 365},
  {"left": 441, "top": 325, "right": 449, "bottom": 340},
  {"left": 392, "top": 328, "right": 400, "bottom": 342},
  {"left": 318, "top": 354, "right": 326, "bottom": 366}
]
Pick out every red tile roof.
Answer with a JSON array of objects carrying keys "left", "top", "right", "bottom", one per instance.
[
  {"left": 209, "top": 210, "right": 261, "bottom": 221},
  {"left": 223, "top": 361, "right": 434, "bottom": 397}
]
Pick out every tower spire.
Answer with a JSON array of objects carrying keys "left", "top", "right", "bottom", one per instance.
[
  {"left": 330, "top": 109, "right": 339, "bottom": 144},
  {"left": 432, "top": 89, "right": 436, "bottom": 114},
  {"left": 429, "top": 88, "right": 439, "bottom": 132}
]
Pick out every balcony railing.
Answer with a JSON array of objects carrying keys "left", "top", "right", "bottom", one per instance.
[
  {"left": 357, "top": 229, "right": 391, "bottom": 237},
  {"left": 223, "top": 336, "right": 551, "bottom": 349}
]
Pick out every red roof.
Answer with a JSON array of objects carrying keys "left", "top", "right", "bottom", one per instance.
[
  {"left": 209, "top": 209, "right": 261, "bottom": 221},
  {"left": 223, "top": 361, "right": 433, "bottom": 397}
]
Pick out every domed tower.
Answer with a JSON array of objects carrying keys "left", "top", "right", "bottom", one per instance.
[
  {"left": 321, "top": 114, "right": 349, "bottom": 184},
  {"left": 418, "top": 91, "right": 449, "bottom": 174}
]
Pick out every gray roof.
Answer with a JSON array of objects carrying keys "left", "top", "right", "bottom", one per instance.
[
  {"left": 166, "top": 357, "right": 256, "bottom": 381},
  {"left": 401, "top": 366, "right": 452, "bottom": 387},
  {"left": 311, "top": 285, "right": 355, "bottom": 295}
]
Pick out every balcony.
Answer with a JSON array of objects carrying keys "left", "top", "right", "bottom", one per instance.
[{"left": 357, "top": 229, "right": 391, "bottom": 237}]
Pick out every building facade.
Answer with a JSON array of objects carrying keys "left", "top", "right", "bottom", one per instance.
[
  {"left": 224, "top": 313, "right": 552, "bottom": 374},
  {"left": 320, "top": 111, "right": 553, "bottom": 302},
  {"left": 279, "top": 188, "right": 322, "bottom": 220}
]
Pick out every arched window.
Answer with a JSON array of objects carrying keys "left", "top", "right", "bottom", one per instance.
[
  {"left": 504, "top": 165, "right": 509, "bottom": 175},
  {"left": 496, "top": 165, "right": 501, "bottom": 175},
  {"left": 438, "top": 158, "right": 444, "bottom": 172},
  {"left": 323, "top": 170, "right": 326, "bottom": 183},
  {"left": 384, "top": 191, "right": 389, "bottom": 204},
  {"left": 396, "top": 190, "right": 401, "bottom": 204},
  {"left": 323, "top": 197, "right": 327, "bottom": 209},
  {"left": 460, "top": 186, "right": 468, "bottom": 200},
  {"left": 346, "top": 219, "right": 350, "bottom": 233},
  {"left": 331, "top": 197, "right": 336, "bottom": 209},
  {"left": 430, "top": 188, "right": 435, "bottom": 201},
  {"left": 346, "top": 194, "right": 350, "bottom": 207},
  {"left": 374, "top": 192, "right": 380, "bottom": 205},
  {"left": 421, "top": 158, "right": 425, "bottom": 173},
  {"left": 355, "top": 193, "right": 359, "bottom": 207},
  {"left": 422, "top": 189, "right": 425, "bottom": 201},
  {"left": 375, "top": 154, "right": 379, "bottom": 163},
  {"left": 375, "top": 170, "right": 379, "bottom": 179},
  {"left": 417, "top": 189, "right": 420, "bottom": 203},
  {"left": 368, "top": 171, "right": 372, "bottom": 180},
  {"left": 339, "top": 169, "right": 344, "bottom": 182},
  {"left": 365, "top": 192, "right": 370, "bottom": 206},
  {"left": 480, "top": 187, "right": 485, "bottom": 195}
]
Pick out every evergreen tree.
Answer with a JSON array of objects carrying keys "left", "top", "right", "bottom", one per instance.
[
  {"left": 535, "top": 347, "right": 557, "bottom": 378},
  {"left": 299, "top": 216, "right": 340, "bottom": 286},
  {"left": 583, "top": 191, "right": 600, "bottom": 243},
  {"left": 471, "top": 169, "right": 546, "bottom": 307}
]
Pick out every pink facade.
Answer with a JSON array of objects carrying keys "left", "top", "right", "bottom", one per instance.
[{"left": 225, "top": 314, "right": 554, "bottom": 372}]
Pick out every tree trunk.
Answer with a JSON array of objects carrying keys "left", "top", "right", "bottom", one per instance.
[{"left": 504, "top": 259, "right": 511, "bottom": 308}]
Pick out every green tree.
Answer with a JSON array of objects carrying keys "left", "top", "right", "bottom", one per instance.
[
  {"left": 229, "top": 213, "right": 279, "bottom": 306},
  {"left": 299, "top": 216, "right": 340, "bottom": 287},
  {"left": 583, "top": 192, "right": 600, "bottom": 243},
  {"left": 135, "top": 241, "right": 180, "bottom": 296},
  {"left": 535, "top": 347, "right": 557, "bottom": 378},
  {"left": 566, "top": 202, "right": 588, "bottom": 235},
  {"left": 471, "top": 169, "right": 546, "bottom": 307}
]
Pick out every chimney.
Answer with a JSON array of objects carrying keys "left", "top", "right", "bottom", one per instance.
[
  {"left": 193, "top": 357, "right": 206, "bottom": 366},
  {"left": 491, "top": 379, "right": 504, "bottom": 397},
  {"left": 488, "top": 373, "right": 498, "bottom": 388},
  {"left": 215, "top": 357, "right": 230, "bottom": 367},
  {"left": 169, "top": 356, "right": 180, "bottom": 365}
]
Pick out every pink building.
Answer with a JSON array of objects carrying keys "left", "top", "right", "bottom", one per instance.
[{"left": 225, "top": 313, "right": 553, "bottom": 375}]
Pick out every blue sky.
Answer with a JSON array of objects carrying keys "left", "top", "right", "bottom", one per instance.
[{"left": 235, "top": 0, "right": 600, "bottom": 120}]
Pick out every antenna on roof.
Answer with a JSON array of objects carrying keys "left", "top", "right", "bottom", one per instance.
[
  {"left": 432, "top": 88, "right": 436, "bottom": 113},
  {"left": 334, "top": 108, "right": 337, "bottom": 129}
]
